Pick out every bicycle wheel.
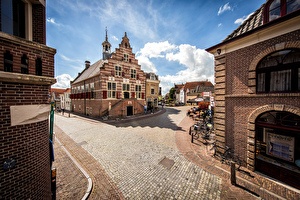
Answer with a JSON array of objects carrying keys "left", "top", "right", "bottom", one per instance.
[{"left": 192, "top": 129, "right": 199, "bottom": 140}]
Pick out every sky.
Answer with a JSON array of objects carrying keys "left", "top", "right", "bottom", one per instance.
[{"left": 47, "top": 0, "right": 266, "bottom": 95}]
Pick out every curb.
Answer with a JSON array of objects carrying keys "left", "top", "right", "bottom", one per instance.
[{"left": 56, "top": 137, "right": 93, "bottom": 200}]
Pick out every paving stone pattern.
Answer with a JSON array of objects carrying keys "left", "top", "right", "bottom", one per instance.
[{"left": 54, "top": 108, "right": 222, "bottom": 199}]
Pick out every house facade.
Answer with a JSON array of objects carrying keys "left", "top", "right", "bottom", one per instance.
[
  {"left": 0, "top": 0, "right": 56, "bottom": 198},
  {"left": 70, "top": 32, "right": 146, "bottom": 118},
  {"left": 145, "top": 72, "right": 160, "bottom": 109},
  {"left": 184, "top": 81, "right": 214, "bottom": 104},
  {"left": 206, "top": 0, "right": 300, "bottom": 196}
]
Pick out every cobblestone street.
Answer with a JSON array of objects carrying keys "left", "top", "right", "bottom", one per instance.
[{"left": 53, "top": 107, "right": 259, "bottom": 199}]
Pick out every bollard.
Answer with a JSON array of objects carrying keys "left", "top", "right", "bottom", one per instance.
[
  {"left": 51, "top": 168, "right": 56, "bottom": 200},
  {"left": 230, "top": 161, "right": 236, "bottom": 185}
]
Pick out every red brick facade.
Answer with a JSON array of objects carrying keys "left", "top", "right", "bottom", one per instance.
[
  {"left": 0, "top": 0, "right": 56, "bottom": 199},
  {"left": 71, "top": 32, "right": 146, "bottom": 118},
  {"left": 207, "top": 2, "right": 300, "bottom": 197}
]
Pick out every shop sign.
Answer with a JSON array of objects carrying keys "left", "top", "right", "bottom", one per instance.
[{"left": 266, "top": 132, "right": 295, "bottom": 162}]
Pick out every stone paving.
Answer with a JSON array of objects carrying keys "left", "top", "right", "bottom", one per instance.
[
  {"left": 52, "top": 107, "right": 288, "bottom": 199},
  {"left": 54, "top": 107, "right": 223, "bottom": 199}
]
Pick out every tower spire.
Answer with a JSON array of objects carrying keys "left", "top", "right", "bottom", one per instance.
[
  {"left": 102, "top": 27, "right": 111, "bottom": 60},
  {"left": 105, "top": 27, "right": 108, "bottom": 41}
]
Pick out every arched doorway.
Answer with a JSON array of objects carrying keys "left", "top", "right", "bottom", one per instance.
[{"left": 255, "top": 111, "right": 300, "bottom": 189}]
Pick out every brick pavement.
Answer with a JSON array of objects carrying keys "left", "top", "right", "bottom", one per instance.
[
  {"left": 53, "top": 109, "right": 299, "bottom": 199},
  {"left": 53, "top": 125, "right": 124, "bottom": 199}
]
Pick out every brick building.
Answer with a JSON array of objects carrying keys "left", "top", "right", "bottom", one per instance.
[
  {"left": 184, "top": 81, "right": 214, "bottom": 104},
  {"left": 70, "top": 31, "right": 146, "bottom": 118},
  {"left": 206, "top": 0, "right": 300, "bottom": 197},
  {"left": 145, "top": 72, "right": 160, "bottom": 110},
  {"left": 0, "top": 0, "right": 56, "bottom": 199}
]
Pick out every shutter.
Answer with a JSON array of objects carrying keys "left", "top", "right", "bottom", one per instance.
[{"left": 103, "top": 91, "right": 107, "bottom": 99}]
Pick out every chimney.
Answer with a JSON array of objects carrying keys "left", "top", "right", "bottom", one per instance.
[{"left": 85, "top": 60, "right": 90, "bottom": 69}]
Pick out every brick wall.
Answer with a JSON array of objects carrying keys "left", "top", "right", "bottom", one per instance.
[
  {"left": 0, "top": 33, "right": 55, "bottom": 77},
  {"left": 32, "top": 4, "right": 46, "bottom": 44},
  {"left": 0, "top": 82, "right": 52, "bottom": 199}
]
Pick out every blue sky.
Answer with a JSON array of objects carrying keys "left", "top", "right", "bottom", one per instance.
[{"left": 47, "top": 0, "right": 266, "bottom": 95}]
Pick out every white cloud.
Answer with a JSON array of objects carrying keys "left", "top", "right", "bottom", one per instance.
[
  {"left": 234, "top": 12, "right": 254, "bottom": 25},
  {"left": 218, "top": 23, "right": 222, "bottom": 27},
  {"left": 137, "top": 56, "right": 157, "bottom": 73},
  {"left": 138, "top": 41, "right": 177, "bottom": 58},
  {"left": 52, "top": 74, "right": 73, "bottom": 88},
  {"left": 111, "top": 35, "right": 119, "bottom": 41},
  {"left": 136, "top": 42, "right": 215, "bottom": 95},
  {"left": 218, "top": 3, "right": 233, "bottom": 16},
  {"left": 46, "top": 18, "right": 61, "bottom": 26}
]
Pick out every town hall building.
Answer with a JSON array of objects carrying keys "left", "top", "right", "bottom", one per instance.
[{"left": 70, "top": 31, "right": 146, "bottom": 118}]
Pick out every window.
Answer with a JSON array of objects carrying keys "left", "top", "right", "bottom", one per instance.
[
  {"left": 151, "top": 88, "right": 155, "bottom": 95},
  {"left": 21, "top": 54, "right": 28, "bottom": 74},
  {"left": 269, "top": 0, "right": 281, "bottom": 21},
  {"left": 136, "top": 85, "right": 142, "bottom": 98},
  {"left": 123, "top": 54, "right": 128, "bottom": 62},
  {"left": 35, "top": 58, "right": 42, "bottom": 76},
  {"left": 264, "top": 0, "right": 300, "bottom": 23},
  {"left": 1, "top": 0, "right": 25, "bottom": 38},
  {"left": 131, "top": 69, "right": 136, "bottom": 79},
  {"left": 4, "top": 51, "right": 13, "bottom": 72},
  {"left": 115, "top": 66, "right": 122, "bottom": 77},
  {"left": 255, "top": 111, "right": 300, "bottom": 189},
  {"left": 150, "top": 73, "right": 156, "bottom": 80},
  {"left": 287, "top": 0, "right": 300, "bottom": 14},
  {"left": 123, "top": 84, "right": 130, "bottom": 91},
  {"left": 256, "top": 49, "right": 300, "bottom": 93},
  {"left": 108, "top": 82, "right": 116, "bottom": 98}
]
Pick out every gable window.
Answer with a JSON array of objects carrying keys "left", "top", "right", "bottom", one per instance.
[
  {"left": 21, "top": 54, "right": 28, "bottom": 74},
  {"left": 131, "top": 69, "right": 136, "bottom": 79},
  {"left": 256, "top": 49, "right": 300, "bottom": 93},
  {"left": 36, "top": 58, "right": 42, "bottom": 76},
  {"left": 4, "top": 51, "right": 13, "bottom": 72},
  {"left": 123, "top": 54, "right": 128, "bottom": 62},
  {"left": 107, "top": 82, "right": 116, "bottom": 98},
  {"left": 264, "top": 0, "right": 300, "bottom": 23},
  {"left": 115, "top": 66, "right": 122, "bottom": 77}
]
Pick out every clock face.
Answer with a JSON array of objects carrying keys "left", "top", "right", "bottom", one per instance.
[{"left": 3, "top": 158, "right": 16, "bottom": 170}]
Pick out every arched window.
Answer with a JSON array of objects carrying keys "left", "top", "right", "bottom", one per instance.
[
  {"left": 256, "top": 49, "right": 300, "bottom": 93},
  {"left": 35, "top": 57, "right": 42, "bottom": 76},
  {"left": 4, "top": 51, "right": 13, "bottom": 72},
  {"left": 21, "top": 54, "right": 28, "bottom": 74},
  {"left": 264, "top": 0, "right": 300, "bottom": 23},
  {"left": 255, "top": 111, "right": 300, "bottom": 189}
]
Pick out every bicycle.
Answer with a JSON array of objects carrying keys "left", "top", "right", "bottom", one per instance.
[
  {"left": 207, "top": 141, "right": 242, "bottom": 170},
  {"left": 189, "top": 121, "right": 214, "bottom": 143}
]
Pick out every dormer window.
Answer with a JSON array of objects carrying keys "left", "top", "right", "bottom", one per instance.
[{"left": 264, "top": 0, "right": 300, "bottom": 23}]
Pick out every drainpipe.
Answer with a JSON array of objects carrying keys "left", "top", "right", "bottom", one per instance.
[{"left": 49, "top": 101, "right": 55, "bottom": 141}]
